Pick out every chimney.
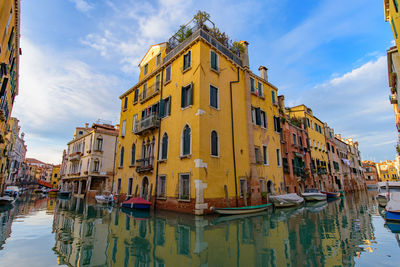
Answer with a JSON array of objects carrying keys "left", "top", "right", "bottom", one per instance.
[
  {"left": 85, "top": 123, "right": 89, "bottom": 128},
  {"left": 239, "top": 40, "right": 249, "bottom": 68},
  {"left": 278, "top": 95, "right": 285, "bottom": 110},
  {"left": 258, "top": 66, "right": 268, "bottom": 81}
]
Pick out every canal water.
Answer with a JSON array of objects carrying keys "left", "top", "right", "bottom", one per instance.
[{"left": 0, "top": 191, "right": 399, "bottom": 266}]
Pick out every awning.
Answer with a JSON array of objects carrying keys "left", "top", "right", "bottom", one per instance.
[{"left": 294, "top": 152, "right": 303, "bottom": 158}]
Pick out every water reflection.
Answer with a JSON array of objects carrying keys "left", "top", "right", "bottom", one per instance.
[{"left": 0, "top": 191, "right": 395, "bottom": 266}]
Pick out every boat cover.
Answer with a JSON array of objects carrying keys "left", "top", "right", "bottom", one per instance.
[
  {"left": 122, "top": 197, "right": 151, "bottom": 205},
  {"left": 387, "top": 192, "right": 400, "bottom": 212},
  {"left": 269, "top": 193, "right": 304, "bottom": 204}
]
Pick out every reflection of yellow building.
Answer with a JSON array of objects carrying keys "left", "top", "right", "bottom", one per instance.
[
  {"left": 51, "top": 164, "right": 60, "bottom": 188},
  {"left": 287, "top": 105, "right": 331, "bottom": 190},
  {"left": 114, "top": 14, "right": 283, "bottom": 214}
]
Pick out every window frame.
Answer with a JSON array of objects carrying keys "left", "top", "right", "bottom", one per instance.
[
  {"left": 209, "top": 84, "right": 219, "bottom": 109},
  {"left": 181, "top": 124, "right": 192, "bottom": 157},
  {"left": 262, "top": 145, "right": 269, "bottom": 165},
  {"left": 157, "top": 175, "right": 167, "bottom": 199},
  {"left": 181, "top": 83, "right": 193, "bottom": 109},
  {"left": 160, "top": 132, "right": 168, "bottom": 160},
  {"left": 127, "top": 177, "right": 133, "bottom": 196},
  {"left": 123, "top": 96, "right": 128, "bottom": 110},
  {"left": 210, "top": 130, "right": 219, "bottom": 157},
  {"left": 156, "top": 53, "right": 161, "bottom": 66},
  {"left": 276, "top": 148, "right": 281, "bottom": 167},
  {"left": 132, "top": 114, "right": 138, "bottom": 132},
  {"left": 130, "top": 143, "right": 136, "bottom": 166},
  {"left": 119, "top": 147, "right": 124, "bottom": 167},
  {"left": 179, "top": 173, "right": 190, "bottom": 201},
  {"left": 183, "top": 50, "right": 191, "bottom": 72},
  {"left": 121, "top": 120, "right": 126, "bottom": 137},
  {"left": 271, "top": 90, "right": 276, "bottom": 104},
  {"left": 144, "top": 63, "right": 148, "bottom": 76},
  {"left": 210, "top": 50, "right": 218, "bottom": 71},
  {"left": 165, "top": 65, "right": 171, "bottom": 83}
]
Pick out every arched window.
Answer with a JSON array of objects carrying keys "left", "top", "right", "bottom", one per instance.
[
  {"left": 182, "top": 125, "right": 191, "bottom": 156},
  {"left": 131, "top": 144, "right": 136, "bottom": 166},
  {"left": 119, "top": 146, "right": 124, "bottom": 167},
  {"left": 211, "top": 130, "right": 218, "bottom": 156},
  {"left": 161, "top": 133, "right": 168, "bottom": 160}
]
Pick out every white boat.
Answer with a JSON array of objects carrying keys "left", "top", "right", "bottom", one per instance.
[
  {"left": 0, "top": 195, "right": 15, "bottom": 206},
  {"left": 301, "top": 188, "right": 327, "bottom": 202},
  {"left": 376, "top": 182, "right": 400, "bottom": 207},
  {"left": 95, "top": 195, "right": 113, "bottom": 205},
  {"left": 269, "top": 193, "right": 304, "bottom": 208},
  {"left": 385, "top": 192, "right": 400, "bottom": 222},
  {"left": 211, "top": 203, "right": 272, "bottom": 215}
]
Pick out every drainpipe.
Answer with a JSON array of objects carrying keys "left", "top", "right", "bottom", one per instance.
[
  {"left": 230, "top": 67, "right": 240, "bottom": 207},
  {"left": 111, "top": 135, "right": 117, "bottom": 194},
  {"left": 154, "top": 67, "right": 164, "bottom": 211}
]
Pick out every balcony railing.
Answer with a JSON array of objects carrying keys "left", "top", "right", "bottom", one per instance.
[
  {"left": 390, "top": 94, "right": 398, "bottom": 104},
  {"left": 141, "top": 83, "right": 160, "bottom": 103},
  {"left": 136, "top": 157, "right": 154, "bottom": 173},
  {"left": 69, "top": 152, "right": 82, "bottom": 161},
  {"left": 133, "top": 114, "right": 160, "bottom": 135}
]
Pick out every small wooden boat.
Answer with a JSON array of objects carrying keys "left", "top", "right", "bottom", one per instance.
[
  {"left": 211, "top": 203, "right": 272, "bottom": 215},
  {"left": 0, "top": 196, "right": 15, "bottom": 206},
  {"left": 321, "top": 191, "right": 340, "bottom": 198},
  {"left": 95, "top": 195, "right": 113, "bottom": 205},
  {"left": 48, "top": 189, "right": 59, "bottom": 197},
  {"left": 121, "top": 197, "right": 151, "bottom": 210},
  {"left": 301, "top": 188, "right": 327, "bottom": 202},
  {"left": 269, "top": 193, "right": 304, "bottom": 208},
  {"left": 386, "top": 192, "right": 400, "bottom": 222}
]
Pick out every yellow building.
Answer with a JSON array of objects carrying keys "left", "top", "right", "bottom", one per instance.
[
  {"left": 376, "top": 160, "right": 399, "bottom": 181},
  {"left": 385, "top": 0, "right": 400, "bottom": 51},
  {"left": 114, "top": 14, "right": 284, "bottom": 214},
  {"left": 51, "top": 164, "right": 60, "bottom": 188},
  {"left": 287, "top": 105, "right": 333, "bottom": 191},
  {"left": 0, "top": 0, "right": 20, "bottom": 193}
]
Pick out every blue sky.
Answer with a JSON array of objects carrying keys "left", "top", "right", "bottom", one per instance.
[{"left": 13, "top": 0, "right": 396, "bottom": 163}]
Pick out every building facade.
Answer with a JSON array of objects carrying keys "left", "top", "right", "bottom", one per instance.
[
  {"left": 0, "top": 0, "right": 20, "bottom": 193},
  {"left": 51, "top": 164, "right": 60, "bottom": 188},
  {"left": 60, "top": 123, "right": 118, "bottom": 198},
  {"left": 362, "top": 160, "right": 380, "bottom": 187},
  {"left": 114, "top": 18, "right": 284, "bottom": 214}
]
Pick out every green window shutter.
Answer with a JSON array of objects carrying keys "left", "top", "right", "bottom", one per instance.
[
  {"left": 394, "top": 0, "right": 399, "bottom": 13},
  {"left": 167, "top": 96, "right": 171, "bottom": 115},
  {"left": 181, "top": 87, "right": 185, "bottom": 107},
  {"left": 190, "top": 83, "right": 193, "bottom": 105},
  {"left": 255, "top": 108, "right": 261, "bottom": 125},
  {"left": 250, "top": 78, "right": 255, "bottom": 92},
  {"left": 393, "top": 18, "right": 399, "bottom": 39},
  {"left": 159, "top": 99, "right": 165, "bottom": 118}
]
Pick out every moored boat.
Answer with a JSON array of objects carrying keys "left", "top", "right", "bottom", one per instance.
[
  {"left": 211, "top": 203, "right": 272, "bottom": 215},
  {"left": 121, "top": 197, "right": 151, "bottom": 210},
  {"left": 95, "top": 195, "right": 113, "bottom": 205},
  {"left": 0, "top": 195, "right": 15, "bottom": 206},
  {"left": 321, "top": 191, "right": 340, "bottom": 199},
  {"left": 376, "top": 182, "right": 400, "bottom": 207},
  {"left": 386, "top": 192, "right": 400, "bottom": 222},
  {"left": 301, "top": 188, "right": 327, "bottom": 202},
  {"left": 269, "top": 193, "right": 304, "bottom": 208}
]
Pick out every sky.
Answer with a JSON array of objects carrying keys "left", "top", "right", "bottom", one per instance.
[{"left": 13, "top": 0, "right": 396, "bottom": 164}]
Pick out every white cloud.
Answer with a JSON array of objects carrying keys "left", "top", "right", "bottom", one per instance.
[
  {"left": 69, "top": 0, "right": 93, "bottom": 13},
  {"left": 13, "top": 37, "right": 121, "bottom": 163},
  {"left": 288, "top": 56, "right": 398, "bottom": 161}
]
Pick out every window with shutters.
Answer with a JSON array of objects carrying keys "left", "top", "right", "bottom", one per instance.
[
  {"left": 211, "top": 131, "right": 219, "bottom": 156},
  {"left": 134, "top": 89, "right": 139, "bottom": 103},
  {"left": 155, "top": 74, "right": 161, "bottom": 91},
  {"left": 257, "top": 81, "right": 263, "bottom": 97},
  {"left": 127, "top": 178, "right": 133, "bottom": 195},
  {"left": 181, "top": 125, "right": 191, "bottom": 156},
  {"left": 132, "top": 114, "right": 137, "bottom": 132},
  {"left": 263, "top": 145, "right": 268, "bottom": 165},
  {"left": 179, "top": 174, "right": 190, "bottom": 200},
  {"left": 255, "top": 147, "right": 262, "bottom": 164},
  {"left": 276, "top": 149, "right": 281, "bottom": 166},
  {"left": 250, "top": 77, "right": 255, "bottom": 92},
  {"left": 165, "top": 65, "right": 171, "bottom": 83},
  {"left": 209, "top": 85, "right": 218, "bottom": 109},
  {"left": 160, "top": 133, "right": 168, "bottom": 160},
  {"left": 156, "top": 54, "right": 161, "bottom": 65},
  {"left": 144, "top": 63, "right": 148, "bottom": 75},
  {"left": 254, "top": 107, "right": 261, "bottom": 126},
  {"left": 142, "top": 83, "right": 148, "bottom": 100},
  {"left": 131, "top": 144, "right": 136, "bottom": 166},
  {"left": 260, "top": 110, "right": 267, "bottom": 128},
  {"left": 210, "top": 50, "right": 218, "bottom": 71},
  {"left": 121, "top": 120, "right": 126, "bottom": 137},
  {"left": 123, "top": 97, "right": 128, "bottom": 110},
  {"left": 159, "top": 96, "right": 171, "bottom": 118},
  {"left": 119, "top": 147, "right": 124, "bottom": 167},
  {"left": 274, "top": 117, "right": 281, "bottom": 132},
  {"left": 181, "top": 83, "right": 193, "bottom": 108},
  {"left": 183, "top": 51, "right": 191, "bottom": 71},
  {"left": 251, "top": 107, "right": 256, "bottom": 123},
  {"left": 158, "top": 175, "right": 166, "bottom": 198}
]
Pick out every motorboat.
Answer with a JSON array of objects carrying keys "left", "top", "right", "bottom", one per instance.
[
  {"left": 121, "top": 197, "right": 151, "bottom": 210},
  {"left": 269, "top": 193, "right": 304, "bottom": 208},
  {"left": 0, "top": 195, "right": 15, "bottom": 206},
  {"left": 211, "top": 203, "right": 272, "bottom": 215},
  {"left": 321, "top": 191, "right": 340, "bottom": 199},
  {"left": 301, "top": 188, "right": 327, "bottom": 202},
  {"left": 385, "top": 192, "right": 400, "bottom": 222},
  {"left": 377, "top": 182, "right": 400, "bottom": 207},
  {"left": 95, "top": 195, "right": 113, "bottom": 205},
  {"left": 4, "top": 186, "right": 21, "bottom": 198}
]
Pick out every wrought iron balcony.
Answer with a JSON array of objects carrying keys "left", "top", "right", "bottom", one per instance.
[
  {"left": 133, "top": 114, "right": 160, "bottom": 135},
  {"left": 136, "top": 157, "right": 154, "bottom": 173}
]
